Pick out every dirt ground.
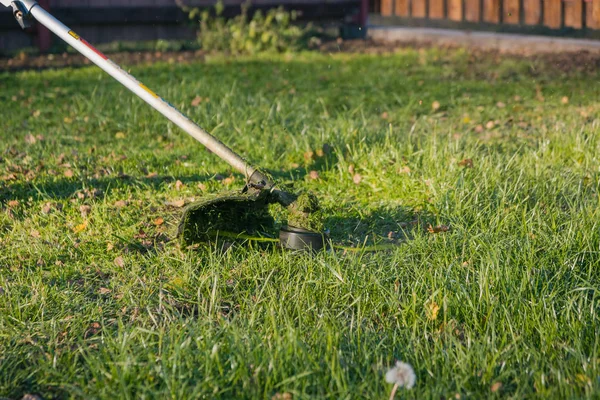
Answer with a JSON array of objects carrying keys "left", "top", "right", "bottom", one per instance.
[{"left": 2, "top": 38, "right": 600, "bottom": 74}]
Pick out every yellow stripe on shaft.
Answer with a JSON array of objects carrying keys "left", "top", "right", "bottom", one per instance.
[{"left": 139, "top": 83, "right": 159, "bottom": 98}]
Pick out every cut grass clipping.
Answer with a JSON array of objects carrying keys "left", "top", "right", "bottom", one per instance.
[{"left": 1, "top": 47, "right": 599, "bottom": 399}]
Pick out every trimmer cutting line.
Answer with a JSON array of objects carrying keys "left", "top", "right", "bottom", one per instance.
[{"left": 3, "top": 0, "right": 326, "bottom": 251}]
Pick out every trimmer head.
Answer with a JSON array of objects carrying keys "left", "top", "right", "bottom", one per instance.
[{"left": 178, "top": 185, "right": 326, "bottom": 251}]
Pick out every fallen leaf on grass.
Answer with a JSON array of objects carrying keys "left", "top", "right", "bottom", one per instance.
[
  {"left": 458, "top": 158, "right": 473, "bottom": 168},
  {"left": 79, "top": 205, "right": 92, "bottom": 217},
  {"left": 8, "top": 200, "right": 19, "bottom": 208},
  {"left": 381, "top": 111, "right": 389, "bottom": 120},
  {"left": 490, "top": 382, "right": 502, "bottom": 393},
  {"left": 197, "top": 183, "right": 206, "bottom": 191},
  {"left": 475, "top": 124, "right": 484, "bottom": 133},
  {"left": 24, "top": 133, "right": 36, "bottom": 144},
  {"left": 353, "top": 173, "right": 362, "bottom": 184},
  {"left": 485, "top": 121, "right": 495, "bottom": 130},
  {"left": 114, "top": 200, "right": 127, "bottom": 208},
  {"left": 304, "top": 151, "right": 315, "bottom": 162},
  {"left": 115, "top": 132, "right": 126, "bottom": 139},
  {"left": 64, "top": 169, "right": 74, "bottom": 178},
  {"left": 153, "top": 217, "right": 164, "bottom": 226},
  {"left": 427, "top": 224, "right": 450, "bottom": 234},
  {"left": 309, "top": 170, "right": 319, "bottom": 180},
  {"left": 398, "top": 166, "right": 411, "bottom": 174},
  {"left": 191, "top": 96, "right": 203, "bottom": 106},
  {"left": 84, "top": 322, "right": 101, "bottom": 338},
  {"left": 98, "top": 287, "right": 111, "bottom": 295},
  {"left": 561, "top": 96, "right": 569, "bottom": 104},
  {"left": 114, "top": 256, "right": 125, "bottom": 268},
  {"left": 431, "top": 101, "right": 441, "bottom": 111},
  {"left": 496, "top": 101, "right": 506, "bottom": 108},
  {"left": 167, "top": 199, "right": 186, "bottom": 208},
  {"left": 175, "top": 180, "right": 184, "bottom": 190},
  {"left": 73, "top": 221, "right": 87, "bottom": 233},
  {"left": 222, "top": 176, "right": 235, "bottom": 186},
  {"left": 426, "top": 300, "right": 440, "bottom": 321},
  {"left": 30, "top": 229, "right": 41, "bottom": 238}
]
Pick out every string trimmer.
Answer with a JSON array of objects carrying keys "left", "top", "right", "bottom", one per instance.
[{"left": 3, "top": 0, "right": 326, "bottom": 251}]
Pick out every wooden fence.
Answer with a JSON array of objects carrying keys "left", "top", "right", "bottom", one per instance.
[{"left": 371, "top": 0, "right": 600, "bottom": 37}]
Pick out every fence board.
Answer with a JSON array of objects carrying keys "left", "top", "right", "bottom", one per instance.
[
  {"left": 543, "top": 0, "right": 562, "bottom": 28},
  {"left": 412, "top": 0, "right": 427, "bottom": 17},
  {"left": 504, "top": 0, "right": 520, "bottom": 23},
  {"left": 430, "top": 0, "right": 445, "bottom": 18},
  {"left": 586, "top": 0, "right": 600, "bottom": 28},
  {"left": 523, "top": 0, "right": 541, "bottom": 24},
  {"left": 564, "top": 0, "right": 583, "bottom": 28},
  {"left": 381, "top": 0, "right": 393, "bottom": 15},
  {"left": 395, "top": 0, "right": 410, "bottom": 16},
  {"left": 448, "top": 0, "right": 463, "bottom": 20},
  {"left": 483, "top": 0, "right": 501, "bottom": 23},
  {"left": 464, "top": 0, "right": 480, "bottom": 21}
]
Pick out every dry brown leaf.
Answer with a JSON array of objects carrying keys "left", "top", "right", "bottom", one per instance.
[
  {"left": 561, "top": 96, "right": 569, "bottom": 104},
  {"left": 114, "top": 256, "right": 125, "bottom": 268},
  {"left": 222, "top": 176, "right": 235, "bottom": 186},
  {"left": 513, "top": 95, "right": 522, "bottom": 102},
  {"left": 485, "top": 121, "right": 495, "bottom": 130},
  {"left": 146, "top": 172, "right": 158, "bottom": 178},
  {"left": 153, "top": 217, "right": 164, "bottom": 226},
  {"left": 491, "top": 382, "right": 502, "bottom": 393},
  {"left": 73, "top": 221, "right": 87, "bottom": 233},
  {"left": 41, "top": 203, "right": 53, "bottom": 214},
  {"left": 398, "top": 166, "right": 411, "bottom": 174},
  {"left": 98, "top": 287, "right": 111, "bottom": 295},
  {"left": 197, "top": 183, "right": 206, "bottom": 191},
  {"left": 64, "top": 169, "right": 74, "bottom": 178},
  {"left": 428, "top": 224, "right": 450, "bottom": 234},
  {"left": 24, "top": 133, "right": 36, "bottom": 144},
  {"left": 458, "top": 158, "right": 473, "bottom": 168},
  {"left": 84, "top": 322, "right": 101, "bottom": 338},
  {"left": 353, "top": 173, "right": 362, "bottom": 184},
  {"left": 348, "top": 164, "right": 355, "bottom": 174},
  {"left": 309, "top": 170, "right": 319, "bottom": 180},
  {"left": 496, "top": 101, "right": 506, "bottom": 108},
  {"left": 304, "top": 151, "right": 315, "bottom": 162},
  {"left": 168, "top": 199, "right": 186, "bottom": 208},
  {"left": 426, "top": 301, "right": 440, "bottom": 321},
  {"left": 191, "top": 96, "right": 203, "bottom": 106},
  {"left": 8, "top": 200, "right": 19, "bottom": 208},
  {"left": 381, "top": 111, "right": 389, "bottom": 119},
  {"left": 79, "top": 205, "right": 92, "bottom": 217},
  {"left": 432, "top": 101, "right": 441, "bottom": 111},
  {"left": 175, "top": 180, "right": 184, "bottom": 190},
  {"left": 475, "top": 124, "right": 484, "bottom": 133},
  {"left": 30, "top": 229, "right": 41, "bottom": 238},
  {"left": 114, "top": 200, "right": 127, "bottom": 208}
]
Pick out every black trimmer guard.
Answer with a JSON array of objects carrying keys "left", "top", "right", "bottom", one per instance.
[{"left": 178, "top": 189, "right": 274, "bottom": 245}]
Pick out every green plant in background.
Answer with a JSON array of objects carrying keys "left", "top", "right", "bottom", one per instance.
[{"left": 186, "top": 0, "right": 309, "bottom": 54}]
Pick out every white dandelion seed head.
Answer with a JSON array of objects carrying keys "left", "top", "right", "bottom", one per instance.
[{"left": 385, "top": 361, "right": 416, "bottom": 389}]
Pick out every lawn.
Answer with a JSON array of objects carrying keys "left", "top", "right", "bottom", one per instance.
[{"left": 1, "top": 47, "right": 599, "bottom": 399}]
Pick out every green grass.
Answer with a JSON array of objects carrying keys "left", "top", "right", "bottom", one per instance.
[{"left": 1, "top": 47, "right": 599, "bottom": 399}]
